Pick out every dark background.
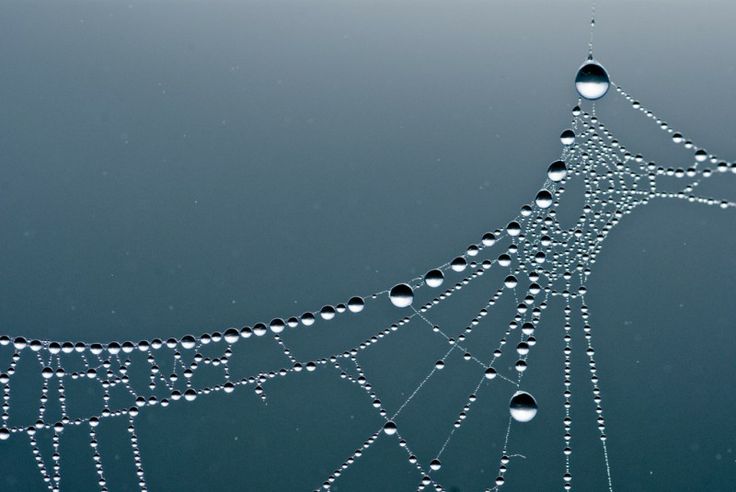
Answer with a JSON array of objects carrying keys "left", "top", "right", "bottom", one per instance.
[{"left": 0, "top": 1, "right": 734, "bottom": 490}]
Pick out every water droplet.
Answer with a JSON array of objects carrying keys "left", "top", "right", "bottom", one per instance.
[
  {"left": 389, "top": 284, "right": 414, "bottom": 308},
  {"left": 547, "top": 161, "right": 568, "bottom": 182},
  {"left": 535, "top": 190, "right": 553, "bottom": 209},
  {"left": 180, "top": 335, "right": 196, "bottom": 350},
  {"left": 497, "top": 254, "right": 511, "bottom": 267},
  {"left": 300, "top": 312, "right": 315, "bottom": 326},
  {"left": 424, "top": 269, "right": 444, "bottom": 288},
  {"left": 506, "top": 221, "right": 521, "bottom": 237},
  {"left": 269, "top": 318, "right": 285, "bottom": 334},
  {"left": 450, "top": 257, "right": 467, "bottom": 272},
  {"left": 509, "top": 391, "right": 538, "bottom": 422},
  {"left": 383, "top": 420, "right": 398, "bottom": 435},
  {"left": 224, "top": 328, "right": 239, "bottom": 344},
  {"left": 347, "top": 297, "right": 365, "bottom": 313},
  {"left": 575, "top": 59, "right": 610, "bottom": 100},
  {"left": 320, "top": 306, "right": 336, "bottom": 320},
  {"left": 430, "top": 459, "right": 441, "bottom": 471},
  {"left": 560, "top": 129, "right": 575, "bottom": 146}
]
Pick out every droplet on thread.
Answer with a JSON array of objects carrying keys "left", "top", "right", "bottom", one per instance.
[
  {"left": 547, "top": 161, "right": 568, "bottom": 182},
  {"left": 575, "top": 58, "right": 610, "bottom": 100},
  {"left": 535, "top": 189, "right": 554, "bottom": 209},
  {"left": 383, "top": 421, "right": 398, "bottom": 435},
  {"left": 389, "top": 283, "right": 414, "bottom": 308},
  {"left": 424, "top": 269, "right": 445, "bottom": 288},
  {"left": 509, "top": 391, "right": 538, "bottom": 422},
  {"left": 560, "top": 129, "right": 575, "bottom": 146}
]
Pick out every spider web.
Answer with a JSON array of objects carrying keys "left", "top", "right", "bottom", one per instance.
[{"left": 0, "top": 75, "right": 734, "bottom": 491}]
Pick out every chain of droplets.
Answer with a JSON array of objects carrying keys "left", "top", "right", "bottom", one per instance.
[
  {"left": 320, "top": 95, "right": 735, "bottom": 492},
  {"left": 1, "top": 85, "right": 734, "bottom": 491}
]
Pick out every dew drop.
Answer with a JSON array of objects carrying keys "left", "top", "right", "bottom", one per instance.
[
  {"left": 224, "top": 328, "right": 240, "bottom": 344},
  {"left": 180, "top": 335, "right": 196, "bottom": 350},
  {"left": 389, "top": 284, "right": 414, "bottom": 308},
  {"left": 269, "top": 318, "right": 286, "bottom": 334},
  {"left": 547, "top": 161, "right": 568, "bottom": 182},
  {"left": 424, "top": 269, "right": 445, "bottom": 288},
  {"left": 560, "top": 129, "right": 575, "bottom": 146},
  {"left": 450, "top": 257, "right": 467, "bottom": 272},
  {"left": 320, "top": 306, "right": 336, "bottom": 320},
  {"left": 535, "top": 190, "right": 553, "bottom": 209},
  {"left": 509, "top": 391, "right": 538, "bottom": 422},
  {"left": 347, "top": 296, "right": 365, "bottom": 313},
  {"left": 575, "top": 58, "right": 610, "bottom": 100},
  {"left": 506, "top": 221, "right": 521, "bottom": 237},
  {"left": 383, "top": 420, "right": 398, "bottom": 435}
]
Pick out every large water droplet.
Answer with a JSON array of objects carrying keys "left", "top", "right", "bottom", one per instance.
[
  {"left": 383, "top": 420, "right": 398, "bottom": 435},
  {"left": 347, "top": 296, "right": 365, "bottom": 313},
  {"left": 575, "top": 59, "right": 610, "bottom": 100},
  {"left": 509, "top": 391, "right": 538, "bottom": 422},
  {"left": 389, "top": 283, "right": 414, "bottom": 308},
  {"left": 560, "top": 129, "right": 575, "bottom": 146},
  {"left": 547, "top": 161, "right": 568, "bottom": 182},
  {"left": 424, "top": 269, "right": 444, "bottom": 288},
  {"left": 506, "top": 221, "right": 521, "bottom": 237},
  {"left": 535, "top": 190, "right": 553, "bottom": 209}
]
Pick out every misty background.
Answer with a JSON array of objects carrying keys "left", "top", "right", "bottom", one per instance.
[{"left": 0, "top": 1, "right": 734, "bottom": 490}]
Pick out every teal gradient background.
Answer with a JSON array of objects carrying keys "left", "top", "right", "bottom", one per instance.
[{"left": 0, "top": 1, "right": 734, "bottom": 490}]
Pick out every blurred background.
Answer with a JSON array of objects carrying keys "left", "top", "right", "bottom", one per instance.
[{"left": 0, "top": 1, "right": 734, "bottom": 490}]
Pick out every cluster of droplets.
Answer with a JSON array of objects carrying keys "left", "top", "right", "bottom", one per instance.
[{"left": 1, "top": 60, "right": 735, "bottom": 492}]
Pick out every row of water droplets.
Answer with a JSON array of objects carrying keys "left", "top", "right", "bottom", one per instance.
[{"left": 1, "top": 56, "right": 735, "bottom": 492}]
